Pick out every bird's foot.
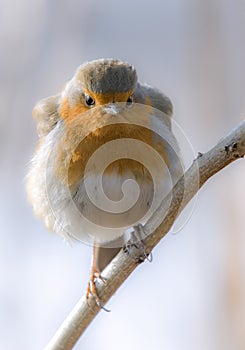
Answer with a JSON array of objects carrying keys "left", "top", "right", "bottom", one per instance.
[
  {"left": 123, "top": 224, "right": 153, "bottom": 263},
  {"left": 86, "top": 269, "right": 110, "bottom": 312}
]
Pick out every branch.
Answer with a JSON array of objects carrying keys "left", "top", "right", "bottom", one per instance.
[{"left": 44, "top": 121, "right": 245, "bottom": 350}]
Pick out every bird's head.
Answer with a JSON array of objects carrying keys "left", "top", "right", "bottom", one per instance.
[{"left": 59, "top": 59, "right": 137, "bottom": 121}]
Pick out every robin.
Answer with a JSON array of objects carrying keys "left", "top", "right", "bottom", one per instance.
[{"left": 26, "top": 58, "right": 182, "bottom": 307}]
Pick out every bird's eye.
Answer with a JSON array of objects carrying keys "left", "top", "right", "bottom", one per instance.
[
  {"left": 126, "top": 95, "right": 133, "bottom": 106},
  {"left": 85, "top": 94, "right": 95, "bottom": 107}
]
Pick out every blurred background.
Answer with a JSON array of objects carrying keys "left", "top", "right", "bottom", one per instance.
[{"left": 0, "top": 0, "right": 245, "bottom": 349}]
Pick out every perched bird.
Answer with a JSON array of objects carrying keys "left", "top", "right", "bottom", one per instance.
[{"left": 26, "top": 58, "right": 182, "bottom": 306}]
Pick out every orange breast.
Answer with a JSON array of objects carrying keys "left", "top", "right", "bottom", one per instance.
[{"left": 55, "top": 99, "right": 170, "bottom": 190}]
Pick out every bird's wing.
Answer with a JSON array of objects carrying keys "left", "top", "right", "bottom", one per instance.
[
  {"left": 134, "top": 82, "right": 173, "bottom": 118},
  {"left": 32, "top": 93, "right": 61, "bottom": 137}
]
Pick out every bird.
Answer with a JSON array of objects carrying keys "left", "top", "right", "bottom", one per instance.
[{"left": 26, "top": 58, "right": 182, "bottom": 307}]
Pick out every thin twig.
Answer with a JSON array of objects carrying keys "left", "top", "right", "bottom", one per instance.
[{"left": 45, "top": 121, "right": 245, "bottom": 350}]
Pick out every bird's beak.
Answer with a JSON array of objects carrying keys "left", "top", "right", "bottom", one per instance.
[{"left": 103, "top": 103, "right": 121, "bottom": 115}]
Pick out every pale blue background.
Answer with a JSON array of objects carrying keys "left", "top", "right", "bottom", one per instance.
[{"left": 0, "top": 0, "right": 245, "bottom": 349}]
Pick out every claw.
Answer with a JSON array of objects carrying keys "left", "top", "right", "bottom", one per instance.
[
  {"left": 123, "top": 224, "right": 153, "bottom": 263},
  {"left": 86, "top": 242, "right": 111, "bottom": 312},
  {"left": 86, "top": 271, "right": 110, "bottom": 312}
]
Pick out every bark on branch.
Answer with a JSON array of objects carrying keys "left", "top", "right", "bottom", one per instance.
[{"left": 45, "top": 121, "right": 245, "bottom": 350}]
